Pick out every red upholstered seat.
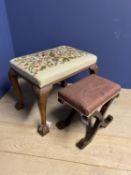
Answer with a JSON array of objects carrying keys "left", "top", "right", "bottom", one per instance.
[{"left": 58, "top": 75, "right": 121, "bottom": 116}]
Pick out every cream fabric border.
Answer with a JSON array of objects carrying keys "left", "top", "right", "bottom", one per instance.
[{"left": 10, "top": 52, "right": 97, "bottom": 87}]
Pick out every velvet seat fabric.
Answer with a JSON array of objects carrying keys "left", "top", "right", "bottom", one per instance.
[{"left": 58, "top": 75, "right": 121, "bottom": 116}]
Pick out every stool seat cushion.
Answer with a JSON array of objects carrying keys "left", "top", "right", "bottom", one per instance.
[
  {"left": 10, "top": 45, "right": 97, "bottom": 87},
  {"left": 58, "top": 75, "right": 121, "bottom": 116}
]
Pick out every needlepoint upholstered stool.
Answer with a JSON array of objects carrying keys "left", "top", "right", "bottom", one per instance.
[
  {"left": 57, "top": 74, "right": 121, "bottom": 149},
  {"left": 9, "top": 45, "right": 98, "bottom": 136}
]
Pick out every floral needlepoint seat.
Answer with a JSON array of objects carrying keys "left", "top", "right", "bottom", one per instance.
[{"left": 10, "top": 45, "right": 97, "bottom": 87}]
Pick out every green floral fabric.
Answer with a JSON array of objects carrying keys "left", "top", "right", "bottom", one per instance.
[{"left": 12, "top": 46, "right": 88, "bottom": 76}]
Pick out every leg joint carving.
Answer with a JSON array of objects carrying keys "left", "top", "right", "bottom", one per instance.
[{"left": 89, "top": 63, "right": 98, "bottom": 74}]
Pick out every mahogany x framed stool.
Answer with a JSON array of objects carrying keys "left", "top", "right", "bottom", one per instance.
[{"left": 56, "top": 75, "right": 121, "bottom": 149}]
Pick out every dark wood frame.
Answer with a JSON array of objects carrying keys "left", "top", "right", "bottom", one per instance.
[
  {"left": 56, "top": 64, "right": 120, "bottom": 149},
  {"left": 76, "top": 96, "right": 118, "bottom": 149},
  {"left": 57, "top": 92, "right": 119, "bottom": 149}
]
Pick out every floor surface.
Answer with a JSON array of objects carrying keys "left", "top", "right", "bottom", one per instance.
[{"left": 0, "top": 80, "right": 131, "bottom": 175}]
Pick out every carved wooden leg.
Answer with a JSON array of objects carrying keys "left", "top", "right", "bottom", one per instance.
[
  {"left": 89, "top": 63, "right": 98, "bottom": 74},
  {"left": 8, "top": 68, "right": 24, "bottom": 110},
  {"left": 56, "top": 108, "right": 76, "bottom": 129},
  {"left": 77, "top": 95, "right": 120, "bottom": 149},
  {"left": 100, "top": 98, "right": 115, "bottom": 128},
  {"left": 76, "top": 112, "right": 103, "bottom": 149},
  {"left": 34, "top": 85, "right": 53, "bottom": 136}
]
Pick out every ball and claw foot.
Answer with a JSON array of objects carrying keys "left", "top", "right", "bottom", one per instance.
[
  {"left": 37, "top": 124, "right": 49, "bottom": 136},
  {"left": 15, "top": 102, "right": 24, "bottom": 110}
]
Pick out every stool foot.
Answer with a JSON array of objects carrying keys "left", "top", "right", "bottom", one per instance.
[
  {"left": 37, "top": 124, "right": 49, "bottom": 136},
  {"left": 76, "top": 138, "right": 91, "bottom": 149},
  {"left": 56, "top": 120, "right": 70, "bottom": 129},
  {"left": 100, "top": 115, "right": 113, "bottom": 128},
  {"left": 15, "top": 102, "right": 24, "bottom": 110},
  {"left": 56, "top": 109, "right": 76, "bottom": 129}
]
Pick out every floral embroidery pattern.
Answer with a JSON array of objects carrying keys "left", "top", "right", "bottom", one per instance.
[{"left": 12, "top": 46, "right": 88, "bottom": 76}]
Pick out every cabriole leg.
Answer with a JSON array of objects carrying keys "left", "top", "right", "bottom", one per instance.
[
  {"left": 8, "top": 68, "right": 24, "bottom": 110},
  {"left": 34, "top": 85, "right": 53, "bottom": 136}
]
